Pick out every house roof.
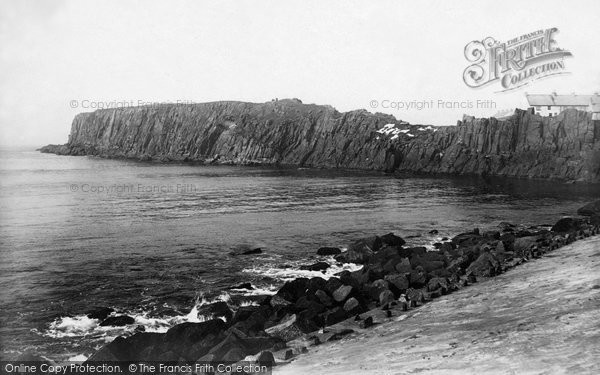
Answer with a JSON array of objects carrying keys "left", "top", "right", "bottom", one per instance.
[{"left": 526, "top": 94, "right": 600, "bottom": 106}]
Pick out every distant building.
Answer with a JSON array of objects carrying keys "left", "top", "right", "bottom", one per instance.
[{"left": 526, "top": 92, "right": 600, "bottom": 119}]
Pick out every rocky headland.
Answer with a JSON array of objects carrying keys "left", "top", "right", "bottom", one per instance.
[{"left": 40, "top": 99, "right": 600, "bottom": 182}]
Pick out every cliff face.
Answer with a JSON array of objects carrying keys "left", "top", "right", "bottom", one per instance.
[{"left": 41, "top": 99, "right": 600, "bottom": 182}]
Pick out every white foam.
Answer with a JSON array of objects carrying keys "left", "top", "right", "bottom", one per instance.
[
  {"left": 242, "top": 261, "right": 363, "bottom": 282},
  {"left": 43, "top": 295, "right": 231, "bottom": 339},
  {"left": 230, "top": 285, "right": 278, "bottom": 296},
  {"left": 68, "top": 354, "right": 88, "bottom": 362},
  {"left": 46, "top": 316, "right": 100, "bottom": 338}
]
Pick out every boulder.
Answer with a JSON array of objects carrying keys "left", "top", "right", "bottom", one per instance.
[
  {"left": 314, "top": 289, "right": 333, "bottom": 307},
  {"left": 222, "top": 347, "right": 245, "bottom": 362},
  {"left": 317, "top": 247, "right": 342, "bottom": 256},
  {"left": 383, "top": 256, "right": 403, "bottom": 273},
  {"left": 296, "top": 308, "right": 324, "bottom": 333},
  {"left": 334, "top": 247, "right": 373, "bottom": 264},
  {"left": 86, "top": 307, "right": 115, "bottom": 321},
  {"left": 231, "top": 306, "right": 261, "bottom": 324},
  {"left": 231, "top": 306, "right": 272, "bottom": 335},
  {"left": 276, "top": 278, "right": 309, "bottom": 303},
  {"left": 351, "top": 236, "right": 382, "bottom": 252},
  {"left": 394, "top": 257, "right": 412, "bottom": 274},
  {"left": 577, "top": 200, "right": 600, "bottom": 216},
  {"left": 325, "top": 277, "right": 343, "bottom": 295},
  {"left": 368, "top": 246, "right": 401, "bottom": 267},
  {"left": 451, "top": 232, "right": 484, "bottom": 247},
  {"left": 410, "top": 255, "right": 445, "bottom": 273},
  {"left": 306, "top": 277, "right": 328, "bottom": 295},
  {"left": 552, "top": 217, "right": 584, "bottom": 233},
  {"left": 198, "top": 301, "right": 233, "bottom": 322},
  {"left": 380, "top": 232, "right": 406, "bottom": 247},
  {"left": 294, "top": 297, "right": 326, "bottom": 314},
  {"left": 512, "top": 236, "right": 538, "bottom": 257},
  {"left": 398, "top": 247, "right": 427, "bottom": 259},
  {"left": 86, "top": 332, "right": 164, "bottom": 362},
  {"left": 409, "top": 269, "right": 427, "bottom": 288},
  {"left": 256, "top": 350, "right": 276, "bottom": 366},
  {"left": 466, "top": 252, "right": 501, "bottom": 277},
  {"left": 323, "top": 307, "right": 348, "bottom": 326},
  {"left": 163, "top": 319, "right": 228, "bottom": 361},
  {"left": 264, "top": 314, "right": 303, "bottom": 341},
  {"left": 229, "top": 246, "right": 263, "bottom": 256},
  {"left": 365, "top": 279, "right": 389, "bottom": 301},
  {"left": 343, "top": 297, "right": 364, "bottom": 315},
  {"left": 332, "top": 285, "right": 354, "bottom": 303},
  {"left": 270, "top": 294, "right": 292, "bottom": 308},
  {"left": 299, "top": 262, "right": 330, "bottom": 272},
  {"left": 99, "top": 315, "right": 135, "bottom": 327},
  {"left": 384, "top": 274, "right": 409, "bottom": 294}
]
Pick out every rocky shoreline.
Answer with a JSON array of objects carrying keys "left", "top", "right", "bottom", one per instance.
[{"left": 16, "top": 201, "right": 600, "bottom": 373}]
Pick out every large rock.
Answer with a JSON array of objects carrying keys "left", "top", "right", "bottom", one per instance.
[
  {"left": 384, "top": 273, "right": 410, "bottom": 294},
  {"left": 264, "top": 314, "right": 304, "bottom": 341},
  {"left": 332, "top": 285, "right": 354, "bottom": 303},
  {"left": 299, "top": 262, "right": 330, "bottom": 272},
  {"left": 162, "top": 319, "right": 228, "bottom": 361},
  {"left": 99, "top": 315, "right": 135, "bottom": 327},
  {"left": 466, "top": 252, "right": 501, "bottom": 277},
  {"left": 314, "top": 289, "right": 333, "bottom": 307},
  {"left": 410, "top": 254, "right": 445, "bottom": 273},
  {"left": 368, "top": 246, "right": 401, "bottom": 267},
  {"left": 317, "top": 247, "right": 342, "bottom": 256},
  {"left": 229, "top": 245, "right": 263, "bottom": 256},
  {"left": 380, "top": 233, "right": 406, "bottom": 247},
  {"left": 552, "top": 218, "right": 584, "bottom": 233},
  {"left": 577, "top": 200, "right": 600, "bottom": 216},
  {"left": 86, "top": 307, "right": 115, "bottom": 321},
  {"left": 86, "top": 332, "right": 164, "bottom": 362},
  {"left": 197, "top": 301, "right": 233, "bottom": 322},
  {"left": 335, "top": 237, "right": 381, "bottom": 264},
  {"left": 231, "top": 305, "right": 272, "bottom": 335},
  {"left": 513, "top": 236, "right": 539, "bottom": 257},
  {"left": 276, "top": 278, "right": 309, "bottom": 303}
]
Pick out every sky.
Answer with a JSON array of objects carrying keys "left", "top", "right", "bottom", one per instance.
[{"left": 1, "top": 0, "right": 599, "bottom": 146}]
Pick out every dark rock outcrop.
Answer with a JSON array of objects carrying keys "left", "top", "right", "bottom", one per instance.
[
  {"left": 40, "top": 101, "right": 600, "bottom": 182},
  {"left": 577, "top": 200, "right": 600, "bottom": 216},
  {"left": 99, "top": 315, "right": 135, "bottom": 327},
  {"left": 317, "top": 247, "right": 342, "bottom": 256}
]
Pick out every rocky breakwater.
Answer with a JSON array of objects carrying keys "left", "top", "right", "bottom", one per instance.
[
  {"left": 75, "top": 206, "right": 599, "bottom": 372},
  {"left": 40, "top": 100, "right": 600, "bottom": 182}
]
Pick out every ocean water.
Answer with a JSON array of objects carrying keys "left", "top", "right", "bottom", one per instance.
[{"left": 0, "top": 146, "right": 598, "bottom": 361}]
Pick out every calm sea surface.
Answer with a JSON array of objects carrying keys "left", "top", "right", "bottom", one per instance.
[{"left": 1, "top": 147, "right": 598, "bottom": 361}]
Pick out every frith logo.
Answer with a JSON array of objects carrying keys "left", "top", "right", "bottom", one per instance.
[{"left": 463, "top": 28, "right": 572, "bottom": 92}]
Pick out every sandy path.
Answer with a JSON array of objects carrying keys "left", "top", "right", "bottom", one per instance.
[{"left": 275, "top": 236, "right": 600, "bottom": 375}]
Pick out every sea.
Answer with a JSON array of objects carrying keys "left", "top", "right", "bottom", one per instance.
[{"left": 0, "top": 146, "right": 598, "bottom": 361}]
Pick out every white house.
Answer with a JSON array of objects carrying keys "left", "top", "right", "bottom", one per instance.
[{"left": 526, "top": 92, "right": 600, "bottom": 119}]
